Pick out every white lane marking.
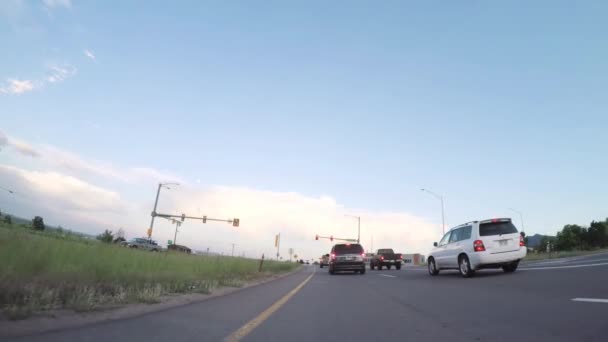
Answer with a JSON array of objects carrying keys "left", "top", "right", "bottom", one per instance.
[
  {"left": 379, "top": 274, "right": 396, "bottom": 278},
  {"left": 520, "top": 262, "right": 608, "bottom": 271},
  {"left": 572, "top": 298, "right": 608, "bottom": 304}
]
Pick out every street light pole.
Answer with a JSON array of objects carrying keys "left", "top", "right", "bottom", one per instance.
[
  {"left": 421, "top": 188, "right": 445, "bottom": 235},
  {"left": 173, "top": 220, "right": 180, "bottom": 245},
  {"left": 508, "top": 208, "right": 525, "bottom": 234}
]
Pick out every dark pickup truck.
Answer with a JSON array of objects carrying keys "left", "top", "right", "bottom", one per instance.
[{"left": 370, "top": 248, "right": 403, "bottom": 270}]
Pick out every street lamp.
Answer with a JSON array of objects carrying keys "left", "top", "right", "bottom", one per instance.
[
  {"left": 508, "top": 208, "right": 525, "bottom": 234},
  {"left": 421, "top": 188, "right": 445, "bottom": 235},
  {"left": 148, "top": 182, "right": 179, "bottom": 239},
  {"left": 345, "top": 214, "right": 361, "bottom": 243}
]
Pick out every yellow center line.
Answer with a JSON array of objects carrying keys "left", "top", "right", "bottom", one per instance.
[{"left": 224, "top": 271, "right": 315, "bottom": 342}]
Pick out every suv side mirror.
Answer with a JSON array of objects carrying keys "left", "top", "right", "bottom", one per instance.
[{"left": 433, "top": 242, "right": 438, "bottom": 247}]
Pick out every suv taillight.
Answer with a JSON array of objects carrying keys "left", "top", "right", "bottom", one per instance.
[
  {"left": 519, "top": 235, "right": 525, "bottom": 247},
  {"left": 330, "top": 253, "right": 336, "bottom": 260},
  {"left": 473, "top": 240, "right": 486, "bottom": 252},
  {"left": 380, "top": 255, "right": 384, "bottom": 260}
]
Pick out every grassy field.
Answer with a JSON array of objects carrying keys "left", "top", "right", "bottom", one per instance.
[
  {"left": 0, "top": 222, "right": 299, "bottom": 320},
  {"left": 523, "top": 248, "right": 608, "bottom": 262}
]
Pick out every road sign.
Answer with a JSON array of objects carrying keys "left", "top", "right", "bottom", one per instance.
[
  {"left": 147, "top": 228, "right": 152, "bottom": 237},
  {"left": 168, "top": 240, "right": 173, "bottom": 245}
]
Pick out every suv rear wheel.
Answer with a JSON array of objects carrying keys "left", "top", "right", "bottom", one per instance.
[{"left": 459, "top": 255, "right": 475, "bottom": 278}]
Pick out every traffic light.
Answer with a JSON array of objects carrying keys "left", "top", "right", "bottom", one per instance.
[
  {"left": 315, "top": 234, "right": 319, "bottom": 240},
  {"left": 202, "top": 215, "right": 207, "bottom": 224},
  {"left": 181, "top": 213, "right": 185, "bottom": 222},
  {"left": 233, "top": 218, "right": 240, "bottom": 227},
  {"left": 330, "top": 235, "right": 333, "bottom": 241}
]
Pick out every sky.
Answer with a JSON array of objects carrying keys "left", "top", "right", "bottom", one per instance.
[{"left": 1, "top": 1, "right": 608, "bottom": 260}]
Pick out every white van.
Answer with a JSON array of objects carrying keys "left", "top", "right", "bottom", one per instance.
[{"left": 427, "top": 218, "right": 526, "bottom": 277}]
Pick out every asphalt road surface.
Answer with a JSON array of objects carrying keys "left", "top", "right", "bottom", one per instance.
[{"left": 7, "top": 253, "right": 608, "bottom": 342}]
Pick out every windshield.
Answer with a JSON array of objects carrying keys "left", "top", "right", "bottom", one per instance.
[
  {"left": 377, "top": 249, "right": 394, "bottom": 254},
  {"left": 333, "top": 244, "right": 364, "bottom": 255},
  {"left": 479, "top": 222, "right": 518, "bottom": 236}
]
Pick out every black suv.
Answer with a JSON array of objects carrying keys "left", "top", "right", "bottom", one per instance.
[{"left": 328, "top": 243, "right": 366, "bottom": 275}]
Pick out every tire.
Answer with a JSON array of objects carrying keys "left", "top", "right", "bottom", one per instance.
[
  {"left": 360, "top": 268, "right": 366, "bottom": 275},
  {"left": 459, "top": 255, "right": 475, "bottom": 278},
  {"left": 320, "top": 264, "right": 324, "bottom": 269},
  {"left": 428, "top": 257, "right": 439, "bottom": 276},
  {"left": 387, "top": 265, "right": 391, "bottom": 270},
  {"left": 502, "top": 261, "right": 519, "bottom": 273},
  {"left": 329, "top": 269, "right": 335, "bottom": 275},
  {"left": 396, "top": 265, "right": 401, "bottom": 270},
  {"left": 377, "top": 264, "right": 382, "bottom": 270},
  {"left": 370, "top": 263, "right": 375, "bottom": 270}
]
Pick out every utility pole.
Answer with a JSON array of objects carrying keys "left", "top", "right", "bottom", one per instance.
[
  {"left": 345, "top": 215, "right": 361, "bottom": 243},
  {"left": 275, "top": 233, "right": 281, "bottom": 260},
  {"left": 231, "top": 243, "right": 236, "bottom": 257}
]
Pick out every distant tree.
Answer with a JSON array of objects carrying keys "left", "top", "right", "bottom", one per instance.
[
  {"left": 112, "top": 228, "right": 126, "bottom": 243},
  {"left": 97, "top": 229, "right": 114, "bottom": 243},
  {"left": 57, "top": 225, "right": 64, "bottom": 235},
  {"left": 587, "top": 220, "right": 608, "bottom": 248},
  {"left": 32, "top": 216, "right": 45, "bottom": 231},
  {"left": 4, "top": 215, "right": 12, "bottom": 225}
]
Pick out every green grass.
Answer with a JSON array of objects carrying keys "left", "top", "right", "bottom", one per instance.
[
  {"left": 0, "top": 222, "right": 298, "bottom": 320},
  {"left": 523, "top": 248, "right": 608, "bottom": 262}
]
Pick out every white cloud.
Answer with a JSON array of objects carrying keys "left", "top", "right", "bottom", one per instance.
[
  {"left": 8, "top": 139, "right": 40, "bottom": 157},
  {"left": 46, "top": 64, "right": 77, "bottom": 83},
  {"left": 43, "top": 0, "right": 71, "bottom": 9},
  {"left": 1, "top": 64, "right": 77, "bottom": 96},
  {"left": 0, "top": 79, "right": 35, "bottom": 94},
  {"left": 84, "top": 49, "right": 95, "bottom": 61},
  {"left": 0, "top": 132, "right": 440, "bottom": 259},
  {"left": 0, "top": 164, "right": 126, "bottom": 213}
]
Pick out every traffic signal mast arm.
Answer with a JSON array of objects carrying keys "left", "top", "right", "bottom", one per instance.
[
  {"left": 315, "top": 235, "right": 357, "bottom": 243},
  {"left": 153, "top": 212, "right": 240, "bottom": 227}
]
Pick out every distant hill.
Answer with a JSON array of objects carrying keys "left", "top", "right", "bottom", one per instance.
[
  {"left": 0, "top": 212, "right": 96, "bottom": 239},
  {"left": 527, "top": 234, "right": 552, "bottom": 248}
]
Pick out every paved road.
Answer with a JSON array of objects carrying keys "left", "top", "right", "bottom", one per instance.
[{"left": 7, "top": 253, "right": 608, "bottom": 342}]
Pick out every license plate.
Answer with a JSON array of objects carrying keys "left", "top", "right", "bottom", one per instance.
[
  {"left": 499, "top": 240, "right": 508, "bottom": 246},
  {"left": 346, "top": 257, "right": 354, "bottom": 260}
]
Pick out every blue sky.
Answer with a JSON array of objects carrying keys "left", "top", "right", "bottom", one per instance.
[{"left": 1, "top": 1, "right": 607, "bottom": 258}]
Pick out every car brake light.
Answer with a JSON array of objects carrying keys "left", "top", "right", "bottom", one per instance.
[
  {"left": 361, "top": 253, "right": 365, "bottom": 257},
  {"left": 400, "top": 255, "right": 403, "bottom": 259},
  {"left": 519, "top": 235, "right": 525, "bottom": 247},
  {"left": 473, "top": 240, "right": 485, "bottom": 252},
  {"left": 330, "top": 253, "right": 336, "bottom": 260},
  {"left": 380, "top": 256, "right": 384, "bottom": 260}
]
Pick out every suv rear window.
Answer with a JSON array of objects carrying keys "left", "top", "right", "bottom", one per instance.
[
  {"left": 479, "top": 222, "right": 518, "bottom": 236},
  {"left": 333, "top": 244, "right": 364, "bottom": 255}
]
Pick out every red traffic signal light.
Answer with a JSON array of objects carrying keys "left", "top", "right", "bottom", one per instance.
[
  {"left": 233, "top": 218, "right": 240, "bottom": 227},
  {"left": 330, "top": 235, "right": 333, "bottom": 241},
  {"left": 315, "top": 235, "right": 319, "bottom": 240}
]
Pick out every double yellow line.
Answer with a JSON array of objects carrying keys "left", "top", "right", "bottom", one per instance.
[{"left": 224, "top": 272, "right": 314, "bottom": 341}]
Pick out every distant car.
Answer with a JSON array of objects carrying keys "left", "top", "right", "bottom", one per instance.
[
  {"left": 313, "top": 261, "right": 319, "bottom": 265},
  {"left": 370, "top": 248, "right": 403, "bottom": 270},
  {"left": 121, "top": 238, "right": 163, "bottom": 252},
  {"left": 328, "top": 243, "right": 366, "bottom": 275},
  {"left": 305, "top": 261, "right": 310, "bottom": 265},
  {"left": 319, "top": 254, "right": 329, "bottom": 268},
  {"left": 427, "top": 218, "right": 526, "bottom": 278}
]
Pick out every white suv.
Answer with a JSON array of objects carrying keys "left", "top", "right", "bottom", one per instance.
[{"left": 427, "top": 218, "right": 526, "bottom": 277}]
